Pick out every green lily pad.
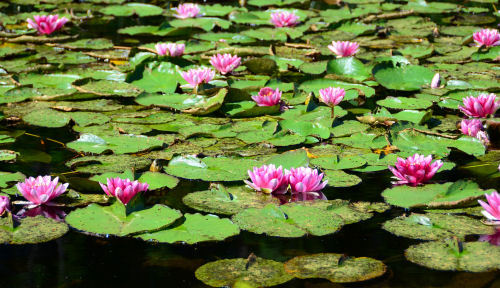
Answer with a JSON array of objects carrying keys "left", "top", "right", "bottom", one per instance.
[
  {"left": 66, "top": 201, "right": 182, "bottom": 236},
  {"left": 381, "top": 180, "right": 495, "bottom": 209},
  {"left": 100, "top": 3, "right": 163, "bottom": 17},
  {"left": 373, "top": 63, "right": 435, "bottom": 91},
  {"left": 405, "top": 241, "right": 500, "bottom": 272},
  {"left": 67, "top": 134, "right": 164, "bottom": 155},
  {"left": 130, "top": 61, "right": 182, "bottom": 93},
  {"left": 327, "top": 57, "right": 371, "bottom": 82},
  {"left": 66, "top": 155, "right": 152, "bottom": 173},
  {"left": 323, "top": 169, "right": 362, "bottom": 187},
  {"left": 311, "top": 155, "right": 366, "bottom": 170},
  {"left": 137, "top": 213, "right": 240, "bottom": 244},
  {"left": 73, "top": 78, "right": 143, "bottom": 98},
  {"left": 0, "top": 150, "right": 18, "bottom": 162},
  {"left": 377, "top": 97, "right": 433, "bottom": 110},
  {"left": 0, "top": 172, "right": 25, "bottom": 188},
  {"left": 182, "top": 185, "right": 280, "bottom": 215},
  {"left": 284, "top": 253, "right": 387, "bottom": 283},
  {"left": 23, "top": 109, "right": 71, "bottom": 128},
  {"left": 165, "top": 155, "right": 259, "bottom": 181},
  {"left": 195, "top": 257, "right": 293, "bottom": 287},
  {"left": 0, "top": 216, "right": 69, "bottom": 245},
  {"left": 383, "top": 213, "right": 495, "bottom": 241}
]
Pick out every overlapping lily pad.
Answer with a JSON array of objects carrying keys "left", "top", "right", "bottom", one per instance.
[
  {"left": 381, "top": 180, "right": 495, "bottom": 209},
  {"left": 0, "top": 215, "right": 69, "bottom": 244},
  {"left": 284, "top": 253, "right": 387, "bottom": 283},
  {"left": 195, "top": 256, "right": 293, "bottom": 287}
]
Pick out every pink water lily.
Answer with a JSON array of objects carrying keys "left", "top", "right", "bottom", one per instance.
[
  {"left": 270, "top": 11, "right": 300, "bottom": 27},
  {"left": 459, "top": 93, "right": 499, "bottom": 118},
  {"left": 244, "top": 164, "right": 288, "bottom": 194},
  {"left": 155, "top": 43, "right": 185, "bottom": 57},
  {"left": 286, "top": 167, "right": 327, "bottom": 194},
  {"left": 180, "top": 67, "right": 215, "bottom": 87},
  {"left": 0, "top": 195, "right": 9, "bottom": 215},
  {"left": 460, "top": 119, "right": 483, "bottom": 137},
  {"left": 99, "top": 177, "right": 149, "bottom": 205},
  {"left": 430, "top": 73, "right": 441, "bottom": 89},
  {"left": 27, "top": 15, "right": 68, "bottom": 35},
  {"left": 319, "top": 87, "right": 345, "bottom": 107},
  {"left": 16, "top": 176, "right": 69, "bottom": 205},
  {"left": 252, "top": 87, "right": 281, "bottom": 107},
  {"left": 478, "top": 191, "right": 500, "bottom": 222},
  {"left": 328, "top": 41, "right": 359, "bottom": 57},
  {"left": 209, "top": 53, "right": 241, "bottom": 75},
  {"left": 173, "top": 3, "right": 201, "bottom": 19},
  {"left": 473, "top": 29, "right": 500, "bottom": 47},
  {"left": 388, "top": 154, "right": 443, "bottom": 186}
]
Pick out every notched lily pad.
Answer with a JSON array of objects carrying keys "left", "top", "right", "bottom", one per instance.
[
  {"left": 405, "top": 241, "right": 500, "bottom": 272},
  {"left": 0, "top": 215, "right": 68, "bottom": 245},
  {"left": 383, "top": 213, "right": 495, "bottom": 241},
  {"left": 284, "top": 253, "right": 387, "bottom": 283},
  {"left": 137, "top": 213, "right": 240, "bottom": 244},
  {"left": 195, "top": 256, "right": 293, "bottom": 287},
  {"left": 381, "top": 180, "right": 495, "bottom": 209}
]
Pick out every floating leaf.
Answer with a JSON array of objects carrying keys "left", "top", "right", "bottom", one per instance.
[
  {"left": 0, "top": 216, "right": 68, "bottom": 244},
  {"left": 137, "top": 213, "right": 240, "bottom": 244},
  {"left": 284, "top": 253, "right": 387, "bottom": 283}
]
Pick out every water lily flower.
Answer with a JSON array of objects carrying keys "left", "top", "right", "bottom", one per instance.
[
  {"left": 286, "top": 167, "right": 328, "bottom": 194},
  {"left": 27, "top": 15, "right": 68, "bottom": 35},
  {"left": 270, "top": 11, "right": 300, "bottom": 27},
  {"left": 319, "top": 87, "right": 344, "bottom": 118},
  {"left": 460, "top": 119, "right": 483, "bottom": 137},
  {"left": 473, "top": 29, "right": 500, "bottom": 47},
  {"left": 244, "top": 164, "right": 288, "bottom": 194},
  {"left": 252, "top": 87, "right": 282, "bottom": 107},
  {"left": 479, "top": 229, "right": 500, "bottom": 246},
  {"left": 99, "top": 177, "right": 149, "bottom": 205},
  {"left": 209, "top": 53, "right": 241, "bottom": 75},
  {"left": 328, "top": 41, "right": 359, "bottom": 57},
  {"left": 180, "top": 67, "right": 215, "bottom": 88},
  {"left": 155, "top": 43, "right": 185, "bottom": 57},
  {"left": 478, "top": 191, "right": 500, "bottom": 222},
  {"left": 431, "top": 73, "right": 441, "bottom": 89},
  {"left": 459, "top": 93, "right": 499, "bottom": 118},
  {"left": 0, "top": 195, "right": 9, "bottom": 215},
  {"left": 388, "top": 154, "right": 443, "bottom": 186},
  {"left": 16, "top": 176, "right": 69, "bottom": 205},
  {"left": 173, "top": 3, "right": 201, "bottom": 19}
]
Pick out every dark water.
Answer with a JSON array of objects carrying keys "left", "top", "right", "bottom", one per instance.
[{"left": 1, "top": 1, "right": 500, "bottom": 287}]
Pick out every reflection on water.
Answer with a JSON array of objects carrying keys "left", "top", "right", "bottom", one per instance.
[{"left": 274, "top": 191, "right": 327, "bottom": 205}]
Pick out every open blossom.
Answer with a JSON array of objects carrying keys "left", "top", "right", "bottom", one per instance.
[
  {"left": 244, "top": 164, "right": 288, "bottom": 194},
  {"left": 155, "top": 43, "right": 185, "bottom": 57},
  {"left": 388, "top": 154, "right": 443, "bottom": 186},
  {"left": 286, "top": 167, "right": 327, "bottom": 194},
  {"left": 173, "top": 3, "right": 201, "bottom": 19},
  {"left": 27, "top": 15, "right": 68, "bottom": 35},
  {"left": 319, "top": 87, "right": 344, "bottom": 107},
  {"left": 0, "top": 196, "right": 9, "bottom": 215},
  {"left": 99, "top": 177, "right": 149, "bottom": 205},
  {"left": 180, "top": 67, "right": 215, "bottom": 87},
  {"left": 460, "top": 119, "right": 483, "bottom": 137},
  {"left": 16, "top": 176, "right": 69, "bottom": 205},
  {"left": 478, "top": 191, "right": 500, "bottom": 222},
  {"left": 252, "top": 87, "right": 281, "bottom": 107},
  {"left": 209, "top": 54, "right": 241, "bottom": 75},
  {"left": 473, "top": 29, "right": 500, "bottom": 47},
  {"left": 431, "top": 73, "right": 441, "bottom": 89},
  {"left": 270, "top": 11, "right": 300, "bottom": 27},
  {"left": 459, "top": 93, "right": 499, "bottom": 118},
  {"left": 328, "top": 41, "right": 359, "bottom": 57}
]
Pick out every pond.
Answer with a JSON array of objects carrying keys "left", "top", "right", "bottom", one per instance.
[{"left": 0, "top": 0, "right": 499, "bottom": 287}]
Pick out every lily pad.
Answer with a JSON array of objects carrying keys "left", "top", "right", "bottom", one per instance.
[
  {"left": 405, "top": 241, "right": 500, "bottom": 272},
  {"left": 373, "top": 63, "right": 435, "bottom": 91},
  {"left": 195, "top": 256, "right": 293, "bottom": 287},
  {"left": 137, "top": 213, "right": 240, "bottom": 244},
  {"left": 67, "top": 134, "right": 164, "bottom": 155},
  {"left": 66, "top": 201, "right": 182, "bottom": 236},
  {"left": 100, "top": 3, "right": 163, "bottom": 17},
  {"left": 381, "top": 180, "right": 495, "bottom": 209},
  {"left": 0, "top": 215, "right": 68, "bottom": 244},
  {"left": 383, "top": 213, "right": 495, "bottom": 241},
  {"left": 284, "top": 253, "right": 387, "bottom": 283},
  {"left": 182, "top": 185, "right": 280, "bottom": 215}
]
